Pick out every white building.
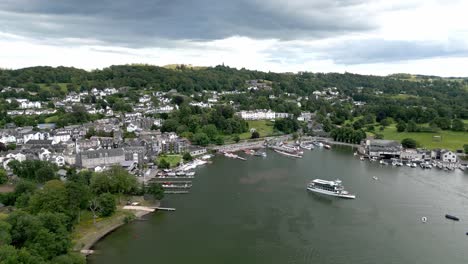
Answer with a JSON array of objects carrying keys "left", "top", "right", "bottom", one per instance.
[
  {"left": 15, "top": 99, "right": 42, "bottom": 109},
  {"left": 238, "top": 110, "right": 276, "bottom": 120},
  {"left": 441, "top": 151, "right": 457, "bottom": 163}
]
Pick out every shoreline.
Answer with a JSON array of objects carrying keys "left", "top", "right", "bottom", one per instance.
[{"left": 74, "top": 205, "right": 159, "bottom": 256}]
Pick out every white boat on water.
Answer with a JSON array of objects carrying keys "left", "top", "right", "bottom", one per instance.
[{"left": 307, "top": 179, "right": 355, "bottom": 199}]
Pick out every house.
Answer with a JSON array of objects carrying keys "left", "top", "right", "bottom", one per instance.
[
  {"left": 441, "top": 150, "right": 457, "bottom": 163},
  {"left": 366, "top": 139, "right": 402, "bottom": 158}
]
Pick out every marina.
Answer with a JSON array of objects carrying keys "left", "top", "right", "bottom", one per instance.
[{"left": 90, "top": 147, "right": 468, "bottom": 264}]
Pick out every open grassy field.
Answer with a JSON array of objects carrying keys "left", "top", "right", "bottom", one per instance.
[
  {"left": 376, "top": 124, "right": 468, "bottom": 151},
  {"left": 239, "top": 120, "right": 277, "bottom": 140},
  {"left": 157, "top": 154, "right": 182, "bottom": 167}
]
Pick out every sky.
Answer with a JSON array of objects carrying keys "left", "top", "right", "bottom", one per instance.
[{"left": 1, "top": 0, "right": 468, "bottom": 76}]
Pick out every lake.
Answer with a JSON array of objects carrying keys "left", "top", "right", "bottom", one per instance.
[{"left": 88, "top": 146, "right": 468, "bottom": 264}]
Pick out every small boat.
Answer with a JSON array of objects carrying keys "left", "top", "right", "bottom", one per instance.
[
  {"left": 372, "top": 176, "right": 378, "bottom": 180},
  {"left": 186, "top": 171, "right": 195, "bottom": 176},
  {"left": 354, "top": 152, "right": 358, "bottom": 156},
  {"left": 445, "top": 214, "right": 460, "bottom": 221},
  {"left": 323, "top": 144, "right": 331, "bottom": 150},
  {"left": 360, "top": 156, "right": 365, "bottom": 161},
  {"left": 411, "top": 163, "right": 417, "bottom": 168},
  {"left": 421, "top": 216, "right": 427, "bottom": 223},
  {"left": 379, "top": 160, "right": 388, "bottom": 165},
  {"left": 254, "top": 151, "right": 267, "bottom": 157}
]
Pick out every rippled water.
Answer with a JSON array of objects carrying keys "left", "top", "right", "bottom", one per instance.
[{"left": 89, "top": 146, "right": 468, "bottom": 264}]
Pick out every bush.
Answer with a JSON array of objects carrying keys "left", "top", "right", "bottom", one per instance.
[
  {"left": 396, "top": 122, "right": 406, "bottom": 132},
  {"left": 251, "top": 131, "right": 260, "bottom": 139},
  {"left": 157, "top": 158, "right": 170, "bottom": 169},
  {"left": 0, "top": 169, "right": 7, "bottom": 184},
  {"left": 183, "top": 152, "right": 193, "bottom": 162}
]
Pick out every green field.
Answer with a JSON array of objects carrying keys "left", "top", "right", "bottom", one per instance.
[
  {"left": 375, "top": 125, "right": 467, "bottom": 151},
  {"left": 38, "top": 83, "right": 69, "bottom": 93},
  {"left": 389, "top": 94, "right": 418, "bottom": 100},
  {"left": 239, "top": 120, "right": 277, "bottom": 140},
  {"left": 157, "top": 155, "right": 182, "bottom": 167}
]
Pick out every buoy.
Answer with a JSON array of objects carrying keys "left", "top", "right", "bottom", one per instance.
[{"left": 421, "top": 217, "right": 427, "bottom": 223}]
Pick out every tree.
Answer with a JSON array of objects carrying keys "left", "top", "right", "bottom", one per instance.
[
  {"left": 353, "top": 119, "right": 365, "bottom": 130},
  {"left": 451, "top": 119, "right": 465, "bottom": 131},
  {"left": 65, "top": 181, "right": 91, "bottom": 223},
  {"left": 379, "top": 118, "right": 391, "bottom": 127},
  {"left": 233, "top": 135, "right": 240, "bottom": 143},
  {"left": 157, "top": 158, "right": 170, "bottom": 169},
  {"left": 251, "top": 131, "right": 260, "bottom": 139},
  {"left": 192, "top": 132, "right": 210, "bottom": 146},
  {"left": 401, "top": 138, "right": 417, "bottom": 149},
  {"left": 28, "top": 180, "right": 70, "bottom": 216},
  {"left": 0, "top": 170, "right": 7, "bottom": 185},
  {"left": 463, "top": 144, "right": 468, "bottom": 154},
  {"left": 145, "top": 182, "right": 165, "bottom": 200},
  {"left": 90, "top": 166, "right": 137, "bottom": 197},
  {"left": 183, "top": 152, "right": 193, "bottom": 162},
  {"left": 96, "top": 193, "right": 116, "bottom": 217},
  {"left": 396, "top": 122, "right": 406, "bottom": 132}
]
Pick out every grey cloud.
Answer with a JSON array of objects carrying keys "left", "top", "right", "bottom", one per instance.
[
  {"left": 323, "top": 39, "right": 468, "bottom": 64},
  {"left": 0, "top": 0, "right": 374, "bottom": 47}
]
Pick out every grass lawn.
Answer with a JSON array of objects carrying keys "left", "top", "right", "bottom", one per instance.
[
  {"left": 44, "top": 115, "right": 60, "bottom": 123},
  {"left": 157, "top": 154, "right": 182, "bottom": 167},
  {"left": 238, "top": 120, "right": 277, "bottom": 140},
  {"left": 375, "top": 125, "right": 468, "bottom": 151}
]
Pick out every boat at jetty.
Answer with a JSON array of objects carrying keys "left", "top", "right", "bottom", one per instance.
[
  {"left": 323, "top": 144, "right": 331, "bottom": 150},
  {"left": 300, "top": 143, "right": 314, "bottom": 150},
  {"left": 313, "top": 141, "right": 324, "bottom": 148},
  {"left": 224, "top": 152, "right": 247, "bottom": 161},
  {"left": 254, "top": 151, "right": 267, "bottom": 157},
  {"left": 307, "top": 179, "right": 355, "bottom": 199},
  {"left": 274, "top": 149, "right": 303, "bottom": 158}
]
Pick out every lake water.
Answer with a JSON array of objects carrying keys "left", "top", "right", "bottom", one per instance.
[{"left": 88, "top": 146, "right": 468, "bottom": 264}]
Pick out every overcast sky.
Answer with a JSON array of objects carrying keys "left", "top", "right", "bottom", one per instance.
[{"left": 1, "top": 0, "right": 468, "bottom": 76}]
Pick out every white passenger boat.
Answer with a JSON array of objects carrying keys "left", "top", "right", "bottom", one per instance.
[{"left": 307, "top": 179, "right": 356, "bottom": 199}]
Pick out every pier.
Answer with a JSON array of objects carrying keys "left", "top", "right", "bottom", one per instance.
[
  {"left": 156, "top": 207, "right": 176, "bottom": 211},
  {"left": 165, "top": 191, "right": 190, "bottom": 194}
]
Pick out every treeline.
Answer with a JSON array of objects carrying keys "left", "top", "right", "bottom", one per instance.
[{"left": 0, "top": 162, "right": 163, "bottom": 263}]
